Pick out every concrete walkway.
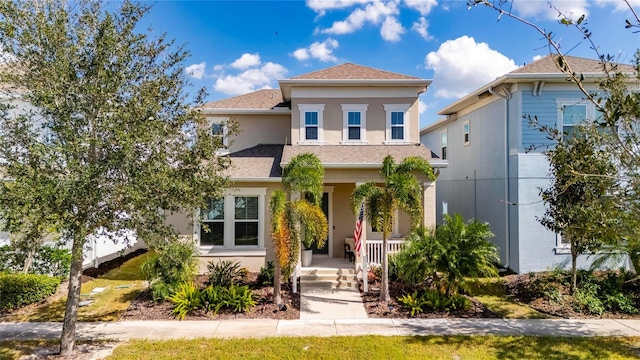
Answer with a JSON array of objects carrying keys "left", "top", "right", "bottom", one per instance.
[
  {"left": 299, "top": 255, "right": 368, "bottom": 320},
  {"left": 2, "top": 319, "right": 640, "bottom": 341}
]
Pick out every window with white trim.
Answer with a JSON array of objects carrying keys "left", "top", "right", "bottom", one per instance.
[
  {"left": 298, "top": 104, "right": 325, "bottom": 144},
  {"left": 208, "top": 116, "right": 229, "bottom": 154},
  {"left": 463, "top": 120, "right": 470, "bottom": 146},
  {"left": 368, "top": 208, "right": 399, "bottom": 239},
  {"left": 556, "top": 99, "right": 599, "bottom": 142},
  {"left": 341, "top": 104, "right": 368, "bottom": 143},
  {"left": 198, "top": 188, "right": 266, "bottom": 249},
  {"left": 384, "top": 104, "right": 410, "bottom": 143},
  {"left": 440, "top": 130, "right": 447, "bottom": 160}
]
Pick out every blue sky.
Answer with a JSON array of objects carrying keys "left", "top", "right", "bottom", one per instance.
[{"left": 139, "top": 0, "right": 639, "bottom": 127}]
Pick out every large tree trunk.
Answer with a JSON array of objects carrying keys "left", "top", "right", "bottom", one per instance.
[
  {"left": 60, "top": 239, "right": 84, "bottom": 355},
  {"left": 22, "top": 247, "right": 36, "bottom": 274},
  {"left": 628, "top": 249, "right": 640, "bottom": 275},
  {"left": 273, "top": 262, "right": 282, "bottom": 305},
  {"left": 380, "top": 236, "right": 390, "bottom": 303}
]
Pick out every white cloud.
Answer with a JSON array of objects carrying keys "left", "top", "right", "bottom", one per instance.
[
  {"left": 425, "top": 36, "right": 518, "bottom": 99},
  {"left": 595, "top": 0, "right": 640, "bottom": 12},
  {"left": 380, "top": 16, "right": 405, "bottom": 42},
  {"left": 418, "top": 98, "right": 427, "bottom": 115},
  {"left": 185, "top": 62, "right": 206, "bottom": 80},
  {"left": 319, "top": 1, "right": 399, "bottom": 35},
  {"left": 412, "top": 17, "right": 432, "bottom": 40},
  {"left": 512, "top": 0, "right": 588, "bottom": 20},
  {"left": 230, "top": 53, "right": 261, "bottom": 70},
  {"left": 404, "top": 0, "right": 437, "bottom": 15},
  {"left": 214, "top": 61, "right": 287, "bottom": 96},
  {"left": 306, "top": 0, "right": 372, "bottom": 15},
  {"left": 292, "top": 38, "right": 340, "bottom": 62},
  {"left": 213, "top": 64, "right": 224, "bottom": 71},
  {"left": 532, "top": 54, "right": 544, "bottom": 62}
]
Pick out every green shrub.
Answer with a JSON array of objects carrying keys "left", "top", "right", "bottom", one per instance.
[
  {"left": 142, "top": 241, "right": 197, "bottom": 300},
  {"left": 0, "top": 273, "right": 61, "bottom": 311},
  {"left": 207, "top": 260, "right": 245, "bottom": 287},
  {"left": 167, "top": 283, "right": 202, "bottom": 320},
  {"left": 574, "top": 282, "right": 605, "bottom": 315},
  {"left": 201, "top": 285, "right": 227, "bottom": 314},
  {"left": 223, "top": 284, "right": 256, "bottom": 313},
  {"left": 398, "top": 291, "right": 428, "bottom": 316},
  {"left": 395, "top": 214, "right": 499, "bottom": 295},
  {"left": 604, "top": 292, "right": 638, "bottom": 314},
  {"left": 398, "top": 289, "right": 471, "bottom": 317},
  {"left": 257, "top": 261, "right": 274, "bottom": 286}
]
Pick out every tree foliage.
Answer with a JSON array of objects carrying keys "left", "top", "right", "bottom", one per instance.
[
  {"left": 351, "top": 155, "right": 435, "bottom": 303},
  {"left": 269, "top": 153, "right": 327, "bottom": 305},
  {"left": 0, "top": 0, "right": 230, "bottom": 354}
]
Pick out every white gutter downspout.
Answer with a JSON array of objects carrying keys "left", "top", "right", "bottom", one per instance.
[{"left": 489, "top": 85, "right": 512, "bottom": 269}]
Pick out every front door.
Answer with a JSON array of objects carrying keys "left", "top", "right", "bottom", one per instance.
[{"left": 312, "top": 192, "right": 329, "bottom": 254}]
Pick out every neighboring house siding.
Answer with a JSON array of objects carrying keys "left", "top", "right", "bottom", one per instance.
[{"left": 421, "top": 99, "right": 510, "bottom": 265}]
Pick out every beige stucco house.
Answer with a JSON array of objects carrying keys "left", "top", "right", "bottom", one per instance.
[{"left": 167, "top": 63, "right": 445, "bottom": 271}]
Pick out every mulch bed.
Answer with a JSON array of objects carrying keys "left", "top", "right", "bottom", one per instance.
[{"left": 121, "top": 273, "right": 300, "bottom": 321}]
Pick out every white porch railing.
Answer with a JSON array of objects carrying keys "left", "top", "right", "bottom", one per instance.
[{"left": 366, "top": 239, "right": 404, "bottom": 266}]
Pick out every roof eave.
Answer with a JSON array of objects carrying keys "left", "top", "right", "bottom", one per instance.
[
  {"left": 199, "top": 108, "right": 291, "bottom": 115},
  {"left": 230, "top": 177, "right": 283, "bottom": 183}
]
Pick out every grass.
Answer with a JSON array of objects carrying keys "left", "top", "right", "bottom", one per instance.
[
  {"left": 106, "top": 336, "right": 640, "bottom": 360},
  {"left": 468, "top": 277, "right": 549, "bottom": 319},
  {"left": 0, "top": 340, "right": 56, "bottom": 360},
  {"left": 3, "top": 252, "right": 150, "bottom": 322}
]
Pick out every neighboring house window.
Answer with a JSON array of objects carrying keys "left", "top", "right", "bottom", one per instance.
[
  {"left": 440, "top": 130, "right": 447, "bottom": 160},
  {"left": 298, "top": 104, "right": 325, "bottom": 144},
  {"left": 384, "top": 104, "right": 410, "bottom": 143},
  {"left": 197, "top": 188, "right": 266, "bottom": 249},
  {"left": 463, "top": 120, "right": 470, "bottom": 146},
  {"left": 341, "top": 104, "right": 368, "bottom": 143},
  {"left": 208, "top": 117, "right": 229, "bottom": 154},
  {"left": 556, "top": 99, "right": 596, "bottom": 141}
]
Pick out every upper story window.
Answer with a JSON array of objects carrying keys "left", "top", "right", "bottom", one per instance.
[
  {"left": 556, "top": 99, "right": 596, "bottom": 141},
  {"left": 298, "top": 104, "right": 325, "bottom": 144},
  {"left": 441, "top": 130, "right": 448, "bottom": 160},
  {"left": 384, "top": 104, "right": 410, "bottom": 143},
  {"left": 208, "top": 117, "right": 229, "bottom": 154},
  {"left": 463, "top": 120, "right": 470, "bottom": 146},
  {"left": 341, "top": 104, "right": 368, "bottom": 144}
]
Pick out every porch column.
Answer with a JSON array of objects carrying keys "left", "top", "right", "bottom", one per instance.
[{"left": 423, "top": 181, "right": 436, "bottom": 229}]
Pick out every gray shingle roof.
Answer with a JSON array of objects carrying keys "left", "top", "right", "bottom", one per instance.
[
  {"left": 511, "top": 55, "right": 636, "bottom": 74},
  {"left": 291, "top": 63, "right": 420, "bottom": 80},
  {"left": 281, "top": 144, "right": 434, "bottom": 166},
  {"left": 227, "top": 144, "right": 283, "bottom": 178},
  {"left": 202, "top": 89, "right": 285, "bottom": 110}
]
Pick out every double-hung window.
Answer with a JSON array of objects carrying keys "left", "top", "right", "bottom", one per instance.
[
  {"left": 298, "top": 104, "right": 325, "bottom": 144},
  {"left": 384, "top": 104, "right": 410, "bottom": 143},
  {"left": 441, "top": 130, "right": 447, "bottom": 160},
  {"left": 198, "top": 188, "right": 266, "bottom": 250},
  {"left": 341, "top": 104, "right": 368, "bottom": 143},
  {"left": 556, "top": 99, "right": 595, "bottom": 142}
]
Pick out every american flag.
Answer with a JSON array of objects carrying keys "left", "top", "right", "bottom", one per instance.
[{"left": 354, "top": 201, "right": 364, "bottom": 253}]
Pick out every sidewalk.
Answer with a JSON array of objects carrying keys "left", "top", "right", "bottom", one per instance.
[{"left": 2, "top": 318, "right": 640, "bottom": 341}]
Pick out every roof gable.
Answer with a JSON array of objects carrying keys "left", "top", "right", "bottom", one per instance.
[{"left": 291, "top": 63, "right": 420, "bottom": 80}]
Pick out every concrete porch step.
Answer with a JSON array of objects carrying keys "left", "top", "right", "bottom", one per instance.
[
  {"left": 300, "top": 268, "right": 356, "bottom": 276},
  {"left": 300, "top": 274, "right": 356, "bottom": 282},
  {"left": 300, "top": 279, "right": 360, "bottom": 289}
]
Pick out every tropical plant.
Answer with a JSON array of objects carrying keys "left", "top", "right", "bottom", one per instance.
[
  {"left": 397, "top": 291, "right": 428, "bottom": 316},
  {"left": 269, "top": 153, "right": 327, "bottom": 304},
  {"left": 207, "top": 259, "right": 245, "bottom": 287},
  {"left": 142, "top": 241, "right": 198, "bottom": 301},
  {"left": 257, "top": 261, "right": 275, "bottom": 286},
  {"left": 168, "top": 282, "right": 203, "bottom": 320},
  {"left": 351, "top": 155, "right": 435, "bottom": 303},
  {"left": 0, "top": 1, "right": 231, "bottom": 353},
  {"left": 395, "top": 214, "right": 499, "bottom": 295}
]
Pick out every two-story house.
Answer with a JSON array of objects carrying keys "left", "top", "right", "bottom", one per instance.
[
  {"left": 167, "top": 63, "right": 444, "bottom": 271},
  {"left": 420, "top": 55, "right": 636, "bottom": 273}
]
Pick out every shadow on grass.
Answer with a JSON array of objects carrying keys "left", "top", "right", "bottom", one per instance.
[
  {"left": 99, "top": 252, "right": 151, "bottom": 281},
  {"left": 405, "top": 335, "right": 640, "bottom": 360},
  {"left": 468, "top": 278, "right": 548, "bottom": 319}
]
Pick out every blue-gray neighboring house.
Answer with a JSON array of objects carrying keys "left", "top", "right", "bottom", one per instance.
[{"left": 420, "top": 55, "right": 636, "bottom": 273}]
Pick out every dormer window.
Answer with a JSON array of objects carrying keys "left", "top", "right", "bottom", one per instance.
[
  {"left": 384, "top": 104, "right": 410, "bottom": 143},
  {"left": 298, "top": 104, "right": 325, "bottom": 144},
  {"left": 341, "top": 104, "right": 368, "bottom": 144}
]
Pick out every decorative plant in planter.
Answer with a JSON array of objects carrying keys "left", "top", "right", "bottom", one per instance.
[{"left": 269, "top": 153, "right": 327, "bottom": 305}]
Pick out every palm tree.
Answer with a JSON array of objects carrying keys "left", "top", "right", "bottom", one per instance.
[
  {"left": 269, "top": 153, "right": 327, "bottom": 305},
  {"left": 351, "top": 155, "right": 435, "bottom": 303}
]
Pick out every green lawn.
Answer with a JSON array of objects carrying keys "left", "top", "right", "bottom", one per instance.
[
  {"left": 468, "top": 277, "right": 548, "bottom": 319},
  {"left": 3, "top": 251, "right": 150, "bottom": 322},
  {"left": 106, "top": 336, "right": 640, "bottom": 360}
]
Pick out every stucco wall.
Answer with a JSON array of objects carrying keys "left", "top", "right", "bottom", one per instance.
[{"left": 228, "top": 114, "right": 291, "bottom": 151}]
